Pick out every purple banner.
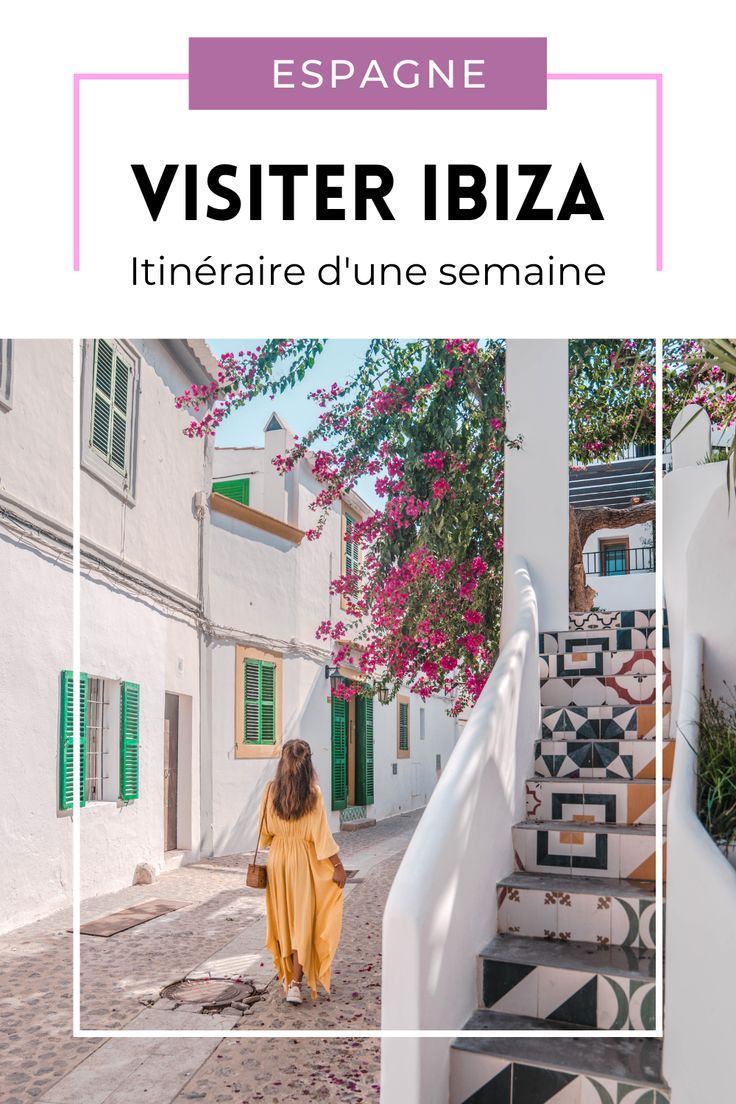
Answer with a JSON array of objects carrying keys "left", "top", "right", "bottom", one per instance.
[{"left": 189, "top": 38, "right": 547, "bottom": 110}]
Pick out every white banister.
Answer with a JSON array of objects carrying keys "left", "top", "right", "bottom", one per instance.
[
  {"left": 664, "top": 632, "right": 736, "bottom": 1101},
  {"left": 380, "top": 557, "right": 539, "bottom": 1104}
]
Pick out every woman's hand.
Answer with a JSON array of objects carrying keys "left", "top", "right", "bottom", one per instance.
[{"left": 331, "top": 859, "right": 347, "bottom": 889}]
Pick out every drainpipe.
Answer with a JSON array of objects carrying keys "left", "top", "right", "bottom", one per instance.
[{"left": 198, "top": 435, "right": 215, "bottom": 859}]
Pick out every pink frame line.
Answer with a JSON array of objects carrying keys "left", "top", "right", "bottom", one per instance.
[
  {"left": 73, "top": 70, "right": 663, "bottom": 272},
  {"left": 548, "top": 72, "right": 664, "bottom": 271}
]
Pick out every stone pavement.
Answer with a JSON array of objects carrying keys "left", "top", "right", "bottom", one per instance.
[{"left": 0, "top": 810, "right": 421, "bottom": 1104}]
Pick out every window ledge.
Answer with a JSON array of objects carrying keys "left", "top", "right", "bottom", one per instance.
[
  {"left": 212, "top": 492, "right": 304, "bottom": 544},
  {"left": 234, "top": 742, "right": 281, "bottom": 760},
  {"left": 81, "top": 451, "right": 136, "bottom": 506}
]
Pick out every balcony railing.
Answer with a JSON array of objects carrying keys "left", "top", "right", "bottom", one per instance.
[{"left": 584, "top": 545, "right": 655, "bottom": 577}]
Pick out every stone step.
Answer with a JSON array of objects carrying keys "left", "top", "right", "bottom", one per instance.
[
  {"left": 568, "top": 609, "right": 655, "bottom": 632},
  {"left": 540, "top": 627, "right": 658, "bottom": 654},
  {"left": 525, "top": 778, "right": 669, "bottom": 827},
  {"left": 513, "top": 821, "right": 664, "bottom": 881},
  {"left": 540, "top": 672, "right": 660, "bottom": 709},
  {"left": 478, "top": 934, "right": 656, "bottom": 1029},
  {"left": 541, "top": 704, "right": 669, "bottom": 741},
  {"left": 540, "top": 648, "right": 666, "bottom": 680},
  {"left": 535, "top": 737, "right": 675, "bottom": 780},
  {"left": 450, "top": 1016, "right": 669, "bottom": 1104},
  {"left": 497, "top": 872, "right": 656, "bottom": 949}
]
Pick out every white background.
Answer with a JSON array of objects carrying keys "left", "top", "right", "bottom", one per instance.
[{"left": 0, "top": 1, "right": 731, "bottom": 336}]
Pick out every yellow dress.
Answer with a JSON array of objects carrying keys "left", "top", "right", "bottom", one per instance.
[{"left": 257, "top": 783, "right": 343, "bottom": 998}]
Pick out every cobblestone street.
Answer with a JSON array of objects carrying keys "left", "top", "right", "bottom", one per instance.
[{"left": 0, "top": 811, "right": 421, "bottom": 1104}]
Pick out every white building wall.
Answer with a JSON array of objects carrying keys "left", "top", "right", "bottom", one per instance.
[
  {"left": 0, "top": 339, "right": 74, "bottom": 524},
  {"left": 504, "top": 339, "right": 569, "bottom": 635},
  {"left": 80, "top": 338, "right": 210, "bottom": 601},
  {"left": 208, "top": 436, "right": 458, "bottom": 850},
  {"left": 0, "top": 339, "right": 213, "bottom": 932},
  {"left": 79, "top": 577, "right": 202, "bottom": 896},
  {"left": 583, "top": 521, "right": 655, "bottom": 611},
  {"left": 1, "top": 542, "right": 73, "bottom": 932}
]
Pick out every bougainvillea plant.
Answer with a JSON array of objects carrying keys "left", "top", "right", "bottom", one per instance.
[
  {"left": 177, "top": 337, "right": 656, "bottom": 713},
  {"left": 568, "top": 339, "right": 656, "bottom": 463},
  {"left": 178, "top": 338, "right": 510, "bottom": 714},
  {"left": 663, "top": 339, "right": 736, "bottom": 437}
]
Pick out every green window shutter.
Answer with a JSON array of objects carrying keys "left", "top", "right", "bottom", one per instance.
[
  {"left": 59, "top": 670, "right": 88, "bottom": 810},
  {"left": 259, "top": 662, "right": 276, "bottom": 744},
  {"left": 110, "top": 346, "right": 132, "bottom": 473},
  {"left": 399, "top": 701, "right": 410, "bottom": 753},
  {"left": 355, "top": 695, "right": 374, "bottom": 806},
  {"left": 91, "top": 340, "right": 113, "bottom": 458},
  {"left": 331, "top": 697, "right": 348, "bottom": 811},
  {"left": 90, "top": 339, "right": 132, "bottom": 474},
  {"left": 243, "top": 658, "right": 276, "bottom": 745},
  {"left": 120, "top": 681, "right": 140, "bottom": 800},
  {"left": 344, "top": 513, "right": 359, "bottom": 576},
  {"left": 213, "top": 478, "right": 250, "bottom": 506}
]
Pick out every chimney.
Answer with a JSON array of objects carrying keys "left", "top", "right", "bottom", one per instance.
[{"left": 262, "top": 412, "right": 298, "bottom": 524}]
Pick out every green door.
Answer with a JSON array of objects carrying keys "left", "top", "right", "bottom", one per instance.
[
  {"left": 331, "top": 697, "right": 348, "bottom": 811},
  {"left": 355, "top": 695, "right": 375, "bottom": 806}
]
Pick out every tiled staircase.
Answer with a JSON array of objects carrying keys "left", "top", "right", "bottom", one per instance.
[{"left": 450, "top": 609, "right": 672, "bottom": 1104}]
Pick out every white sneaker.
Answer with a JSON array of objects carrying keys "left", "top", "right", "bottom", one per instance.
[{"left": 286, "top": 981, "right": 303, "bottom": 1004}]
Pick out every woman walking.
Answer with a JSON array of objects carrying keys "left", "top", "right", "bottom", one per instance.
[{"left": 257, "top": 738, "right": 346, "bottom": 1003}]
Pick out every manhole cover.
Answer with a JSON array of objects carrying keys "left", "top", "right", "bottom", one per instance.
[{"left": 161, "top": 978, "right": 248, "bottom": 1006}]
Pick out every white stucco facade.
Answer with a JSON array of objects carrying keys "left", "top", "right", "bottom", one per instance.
[
  {"left": 503, "top": 339, "right": 569, "bottom": 635},
  {"left": 0, "top": 339, "right": 215, "bottom": 933}
]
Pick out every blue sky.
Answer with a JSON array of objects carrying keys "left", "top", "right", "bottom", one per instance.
[{"left": 206, "top": 338, "right": 380, "bottom": 506}]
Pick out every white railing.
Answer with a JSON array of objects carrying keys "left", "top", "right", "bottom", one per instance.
[
  {"left": 380, "top": 558, "right": 539, "bottom": 1104},
  {"left": 664, "top": 632, "right": 736, "bottom": 1102}
]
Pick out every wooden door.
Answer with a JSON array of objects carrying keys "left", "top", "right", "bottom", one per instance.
[{"left": 163, "top": 694, "right": 179, "bottom": 851}]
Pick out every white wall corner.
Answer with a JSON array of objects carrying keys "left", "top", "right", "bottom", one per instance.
[
  {"left": 671, "top": 403, "right": 711, "bottom": 470},
  {"left": 503, "top": 339, "right": 569, "bottom": 636}
]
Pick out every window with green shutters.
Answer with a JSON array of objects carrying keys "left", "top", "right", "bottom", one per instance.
[
  {"left": 343, "top": 511, "right": 359, "bottom": 578},
  {"left": 355, "top": 695, "right": 374, "bottom": 806},
  {"left": 59, "top": 670, "right": 89, "bottom": 810},
  {"left": 243, "top": 659, "right": 276, "bottom": 744},
  {"left": 397, "top": 697, "right": 410, "bottom": 758},
  {"left": 212, "top": 477, "right": 250, "bottom": 506},
  {"left": 119, "top": 681, "right": 140, "bottom": 800},
  {"left": 331, "top": 696, "right": 349, "bottom": 810},
  {"left": 90, "top": 339, "right": 133, "bottom": 475}
]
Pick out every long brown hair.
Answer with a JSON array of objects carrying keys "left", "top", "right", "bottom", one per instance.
[{"left": 271, "top": 739, "right": 318, "bottom": 820}]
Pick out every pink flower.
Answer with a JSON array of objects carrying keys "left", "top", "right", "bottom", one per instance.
[
  {"left": 439, "top": 656, "right": 457, "bottom": 671},
  {"left": 462, "top": 633, "right": 485, "bottom": 655},
  {"left": 432, "top": 478, "right": 452, "bottom": 499},
  {"left": 463, "top": 610, "right": 483, "bottom": 625}
]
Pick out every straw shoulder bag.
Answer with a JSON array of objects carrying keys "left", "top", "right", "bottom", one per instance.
[{"left": 246, "top": 784, "right": 271, "bottom": 889}]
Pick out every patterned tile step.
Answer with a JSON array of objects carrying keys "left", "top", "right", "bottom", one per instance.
[
  {"left": 479, "top": 934, "right": 656, "bottom": 1028},
  {"left": 569, "top": 609, "right": 655, "bottom": 631},
  {"left": 540, "top": 628, "right": 657, "bottom": 655},
  {"left": 497, "top": 872, "right": 656, "bottom": 948},
  {"left": 513, "top": 821, "right": 665, "bottom": 881},
  {"left": 541, "top": 705, "right": 668, "bottom": 742},
  {"left": 525, "top": 778, "right": 670, "bottom": 826},
  {"left": 451, "top": 1018, "right": 668, "bottom": 1104},
  {"left": 535, "top": 738, "right": 675, "bottom": 781},
  {"left": 540, "top": 650, "right": 656, "bottom": 680},
  {"left": 540, "top": 674, "right": 657, "bottom": 708}
]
